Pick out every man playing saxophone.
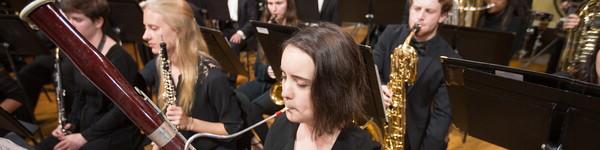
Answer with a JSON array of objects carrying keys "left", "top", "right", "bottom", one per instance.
[{"left": 373, "top": 0, "right": 460, "bottom": 149}]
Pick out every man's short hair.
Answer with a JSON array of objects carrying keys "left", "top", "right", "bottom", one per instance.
[{"left": 59, "top": 0, "right": 109, "bottom": 21}]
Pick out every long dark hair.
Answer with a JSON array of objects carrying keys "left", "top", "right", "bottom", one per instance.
[
  {"left": 283, "top": 23, "right": 368, "bottom": 138},
  {"left": 260, "top": 0, "right": 299, "bottom": 26}
]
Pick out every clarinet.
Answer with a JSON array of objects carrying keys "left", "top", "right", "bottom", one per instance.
[
  {"left": 54, "top": 48, "right": 70, "bottom": 134},
  {"left": 159, "top": 42, "right": 176, "bottom": 111}
]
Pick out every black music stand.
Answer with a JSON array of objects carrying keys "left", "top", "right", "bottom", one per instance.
[
  {"left": 0, "top": 15, "right": 47, "bottom": 56},
  {"left": 250, "top": 21, "right": 300, "bottom": 80},
  {"left": 338, "top": 0, "right": 405, "bottom": 45},
  {"left": 106, "top": 0, "right": 144, "bottom": 43},
  {"left": 442, "top": 57, "right": 600, "bottom": 149},
  {"left": 0, "top": 0, "right": 28, "bottom": 12},
  {"left": 199, "top": 26, "right": 249, "bottom": 76},
  {"left": 439, "top": 24, "right": 515, "bottom": 66},
  {"left": 0, "top": 15, "right": 48, "bottom": 73},
  {"left": 359, "top": 45, "right": 386, "bottom": 134},
  {"left": 294, "top": 0, "right": 320, "bottom": 23},
  {"left": 0, "top": 108, "right": 36, "bottom": 144}
]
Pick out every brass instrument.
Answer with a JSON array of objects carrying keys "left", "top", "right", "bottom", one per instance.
[
  {"left": 159, "top": 42, "right": 177, "bottom": 111},
  {"left": 384, "top": 24, "right": 420, "bottom": 150},
  {"left": 557, "top": 0, "right": 600, "bottom": 72},
  {"left": 268, "top": 14, "right": 283, "bottom": 106},
  {"left": 445, "top": 0, "right": 495, "bottom": 27},
  {"left": 54, "top": 48, "right": 69, "bottom": 134},
  {"left": 270, "top": 83, "right": 284, "bottom": 105}
]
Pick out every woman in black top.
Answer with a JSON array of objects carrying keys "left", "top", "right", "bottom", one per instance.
[
  {"left": 140, "top": 0, "right": 244, "bottom": 149},
  {"left": 263, "top": 23, "right": 380, "bottom": 150},
  {"left": 37, "top": 0, "right": 144, "bottom": 149},
  {"left": 0, "top": 65, "right": 31, "bottom": 122}
]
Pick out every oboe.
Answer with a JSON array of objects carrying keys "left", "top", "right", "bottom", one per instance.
[
  {"left": 184, "top": 108, "right": 288, "bottom": 150},
  {"left": 159, "top": 42, "right": 176, "bottom": 111},
  {"left": 54, "top": 48, "right": 69, "bottom": 134}
]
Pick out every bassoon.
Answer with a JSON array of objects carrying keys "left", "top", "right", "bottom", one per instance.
[{"left": 20, "top": 0, "right": 188, "bottom": 149}]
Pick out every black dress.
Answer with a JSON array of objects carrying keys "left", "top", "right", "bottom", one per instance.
[
  {"left": 264, "top": 114, "right": 380, "bottom": 150},
  {"left": 141, "top": 57, "right": 244, "bottom": 150},
  {"left": 37, "top": 45, "right": 145, "bottom": 150}
]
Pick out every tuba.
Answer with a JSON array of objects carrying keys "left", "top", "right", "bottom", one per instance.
[
  {"left": 445, "top": 0, "right": 495, "bottom": 27},
  {"left": 20, "top": 0, "right": 188, "bottom": 149},
  {"left": 557, "top": 0, "right": 600, "bottom": 72},
  {"left": 384, "top": 24, "right": 420, "bottom": 150}
]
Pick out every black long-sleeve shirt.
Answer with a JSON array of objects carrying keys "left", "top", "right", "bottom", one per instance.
[
  {"left": 141, "top": 57, "right": 244, "bottom": 149},
  {"left": 264, "top": 114, "right": 380, "bottom": 150},
  {"left": 69, "top": 45, "right": 144, "bottom": 149}
]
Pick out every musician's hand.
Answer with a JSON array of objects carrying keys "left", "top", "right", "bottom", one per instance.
[
  {"left": 230, "top": 32, "right": 243, "bottom": 44},
  {"left": 54, "top": 133, "right": 86, "bottom": 150},
  {"left": 166, "top": 105, "right": 192, "bottom": 130},
  {"left": 563, "top": 14, "right": 580, "bottom": 30},
  {"left": 151, "top": 142, "right": 160, "bottom": 150},
  {"left": 267, "top": 66, "right": 276, "bottom": 79},
  {"left": 250, "top": 136, "right": 264, "bottom": 150},
  {"left": 381, "top": 85, "right": 392, "bottom": 108},
  {"left": 51, "top": 123, "right": 72, "bottom": 139}
]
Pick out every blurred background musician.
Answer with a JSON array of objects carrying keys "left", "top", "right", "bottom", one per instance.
[
  {"left": 237, "top": 0, "right": 299, "bottom": 116},
  {"left": 264, "top": 22, "right": 380, "bottom": 150},
  {"left": 221, "top": 0, "right": 259, "bottom": 53},
  {"left": 139, "top": 0, "right": 245, "bottom": 149},
  {"left": 476, "top": 0, "right": 531, "bottom": 55}
]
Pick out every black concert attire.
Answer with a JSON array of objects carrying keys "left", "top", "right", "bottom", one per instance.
[
  {"left": 373, "top": 24, "right": 460, "bottom": 150},
  {"left": 220, "top": 0, "right": 258, "bottom": 52},
  {"left": 141, "top": 57, "right": 245, "bottom": 149},
  {"left": 319, "top": 0, "right": 339, "bottom": 24},
  {"left": 37, "top": 45, "right": 145, "bottom": 150},
  {"left": 477, "top": 5, "right": 529, "bottom": 55},
  {"left": 263, "top": 114, "right": 381, "bottom": 150},
  {"left": 0, "top": 68, "right": 32, "bottom": 123}
]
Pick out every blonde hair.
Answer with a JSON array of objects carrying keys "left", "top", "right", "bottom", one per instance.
[{"left": 140, "top": 0, "right": 211, "bottom": 114}]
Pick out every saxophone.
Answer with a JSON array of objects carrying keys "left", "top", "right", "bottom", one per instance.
[
  {"left": 557, "top": 0, "right": 600, "bottom": 72},
  {"left": 159, "top": 42, "right": 177, "bottom": 111},
  {"left": 54, "top": 48, "right": 70, "bottom": 134},
  {"left": 384, "top": 24, "right": 420, "bottom": 150}
]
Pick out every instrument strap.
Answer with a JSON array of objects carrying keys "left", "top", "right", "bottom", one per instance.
[{"left": 97, "top": 35, "right": 107, "bottom": 53}]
